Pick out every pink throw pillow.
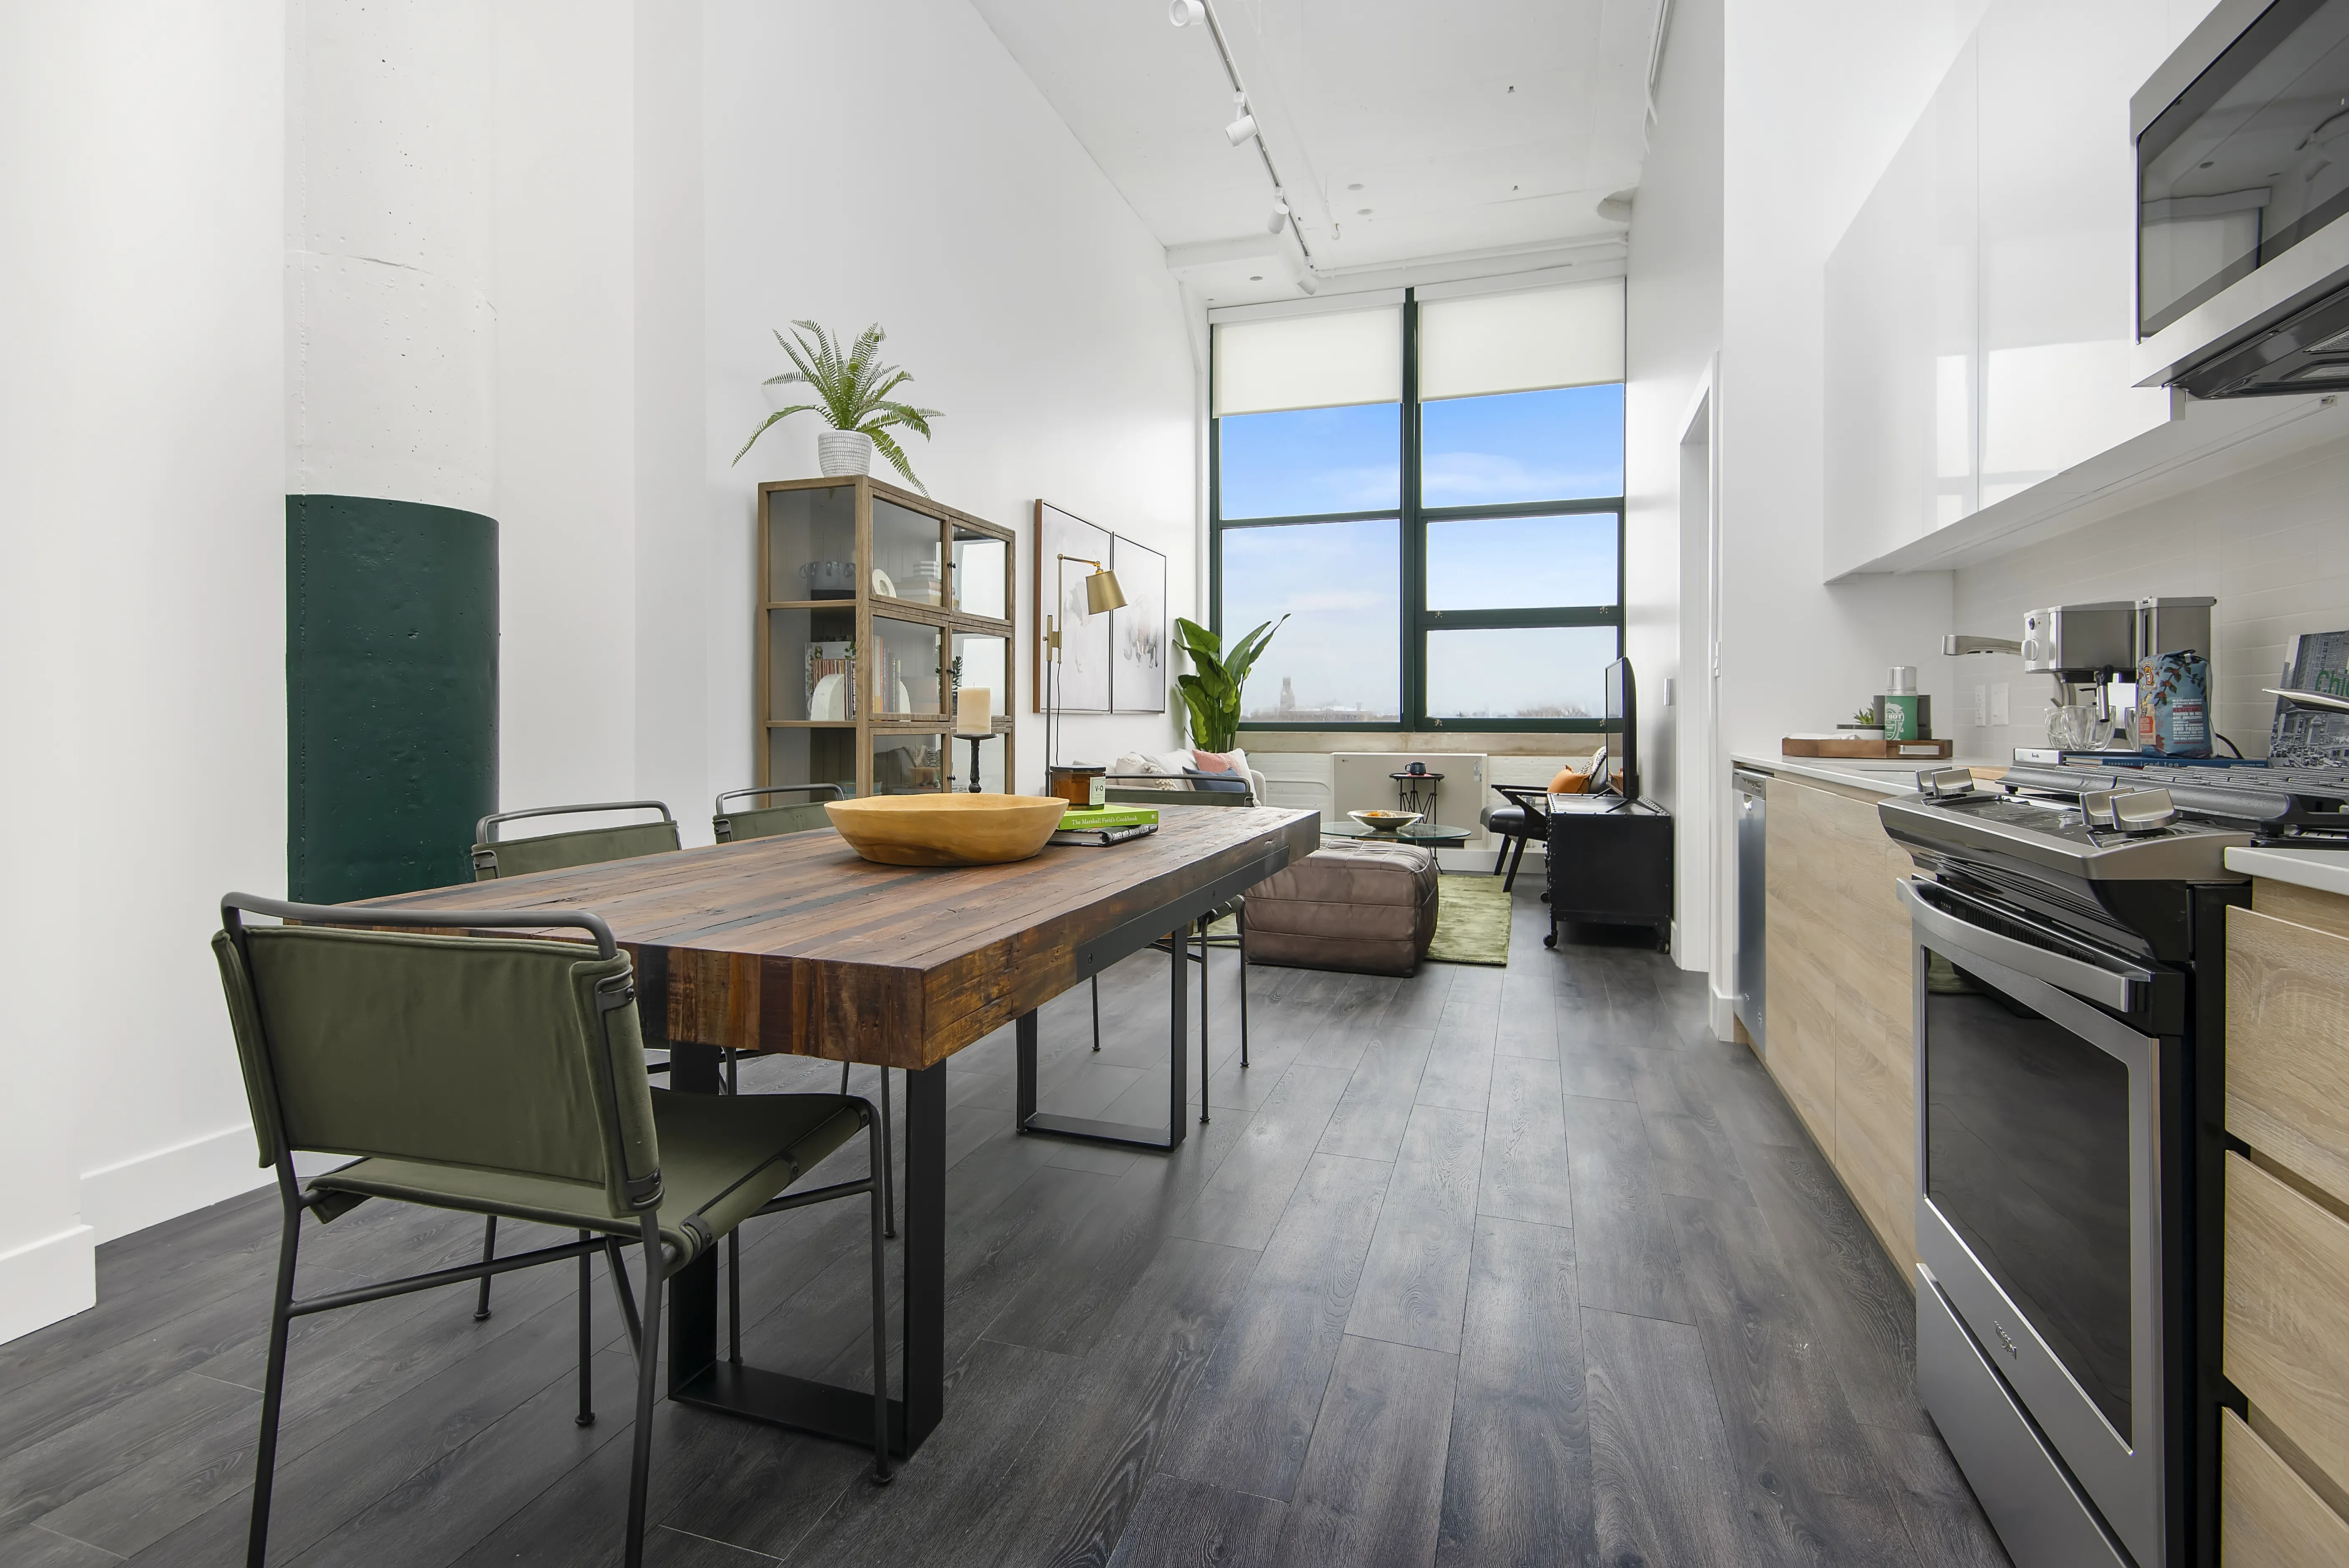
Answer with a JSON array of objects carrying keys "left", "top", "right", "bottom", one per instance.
[{"left": 1192, "top": 749, "right": 1241, "bottom": 773}]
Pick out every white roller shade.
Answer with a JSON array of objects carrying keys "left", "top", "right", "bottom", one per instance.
[
  {"left": 1212, "top": 306, "right": 1402, "bottom": 416},
  {"left": 1417, "top": 279, "right": 1624, "bottom": 400}
]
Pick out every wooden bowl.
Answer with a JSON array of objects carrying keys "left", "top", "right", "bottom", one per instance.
[{"left": 825, "top": 793, "right": 1069, "bottom": 866}]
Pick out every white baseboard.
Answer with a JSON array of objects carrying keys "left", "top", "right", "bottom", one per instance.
[
  {"left": 1710, "top": 983, "right": 1739, "bottom": 1044},
  {"left": 0, "top": 1223, "right": 96, "bottom": 1344},
  {"left": 81, "top": 1124, "right": 271, "bottom": 1244}
]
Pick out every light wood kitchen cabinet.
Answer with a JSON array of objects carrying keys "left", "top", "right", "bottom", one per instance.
[
  {"left": 2222, "top": 1408, "right": 2349, "bottom": 1568},
  {"left": 2224, "top": 881, "right": 2349, "bottom": 1558},
  {"left": 2228, "top": 907, "right": 2349, "bottom": 1212},
  {"left": 1763, "top": 774, "right": 1919, "bottom": 1272}
]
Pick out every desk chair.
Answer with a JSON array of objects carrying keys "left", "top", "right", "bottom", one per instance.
[
  {"left": 470, "top": 799, "right": 680, "bottom": 879},
  {"left": 711, "top": 782, "right": 894, "bottom": 1249},
  {"left": 712, "top": 783, "right": 844, "bottom": 843},
  {"left": 212, "top": 894, "right": 890, "bottom": 1568},
  {"left": 1484, "top": 784, "right": 1552, "bottom": 894},
  {"left": 469, "top": 800, "right": 687, "bottom": 1320},
  {"left": 1084, "top": 790, "right": 1252, "bottom": 1118}
]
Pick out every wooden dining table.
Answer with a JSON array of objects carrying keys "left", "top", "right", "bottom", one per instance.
[{"left": 353, "top": 801, "right": 1318, "bottom": 1458}]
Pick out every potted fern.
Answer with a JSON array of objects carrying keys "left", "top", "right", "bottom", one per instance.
[
  {"left": 1173, "top": 615, "right": 1287, "bottom": 752},
  {"left": 733, "top": 320, "right": 942, "bottom": 493}
]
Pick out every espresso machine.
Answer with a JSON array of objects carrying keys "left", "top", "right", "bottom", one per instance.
[{"left": 1944, "top": 596, "right": 2216, "bottom": 761}]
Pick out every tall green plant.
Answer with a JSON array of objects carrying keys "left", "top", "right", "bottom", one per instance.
[
  {"left": 1173, "top": 615, "right": 1286, "bottom": 752},
  {"left": 732, "top": 320, "right": 942, "bottom": 493}
]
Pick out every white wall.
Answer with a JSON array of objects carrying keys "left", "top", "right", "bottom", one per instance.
[
  {"left": 1951, "top": 437, "right": 2349, "bottom": 760},
  {"left": 0, "top": 0, "right": 288, "bottom": 1340},
  {"left": 699, "top": 0, "right": 1197, "bottom": 803},
  {"left": 1625, "top": 0, "right": 1722, "bottom": 972}
]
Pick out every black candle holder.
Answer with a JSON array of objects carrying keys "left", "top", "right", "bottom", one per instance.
[{"left": 961, "top": 734, "right": 985, "bottom": 793}]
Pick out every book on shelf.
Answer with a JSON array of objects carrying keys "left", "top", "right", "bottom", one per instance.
[
  {"left": 1051, "top": 822, "right": 1158, "bottom": 847},
  {"left": 1056, "top": 804, "right": 1160, "bottom": 831}
]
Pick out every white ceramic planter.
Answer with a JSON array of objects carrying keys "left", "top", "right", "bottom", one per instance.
[{"left": 817, "top": 428, "right": 874, "bottom": 477}]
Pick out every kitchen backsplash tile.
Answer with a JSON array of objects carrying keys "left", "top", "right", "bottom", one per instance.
[{"left": 1950, "top": 437, "right": 2349, "bottom": 760}]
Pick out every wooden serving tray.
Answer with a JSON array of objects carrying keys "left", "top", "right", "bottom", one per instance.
[{"left": 1781, "top": 736, "right": 1954, "bottom": 759}]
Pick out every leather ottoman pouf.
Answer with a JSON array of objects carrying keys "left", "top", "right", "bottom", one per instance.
[{"left": 1244, "top": 838, "right": 1440, "bottom": 976}]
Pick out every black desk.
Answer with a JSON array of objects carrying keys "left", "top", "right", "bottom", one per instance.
[{"left": 1545, "top": 794, "right": 1672, "bottom": 950}]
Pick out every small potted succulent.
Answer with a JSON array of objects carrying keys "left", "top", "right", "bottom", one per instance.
[{"left": 733, "top": 320, "right": 942, "bottom": 493}]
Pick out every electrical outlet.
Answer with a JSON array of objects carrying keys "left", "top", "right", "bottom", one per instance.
[
  {"left": 1990, "top": 682, "right": 2011, "bottom": 726},
  {"left": 1971, "top": 685, "right": 1987, "bottom": 727}
]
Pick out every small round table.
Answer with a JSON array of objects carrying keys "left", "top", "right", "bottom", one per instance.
[
  {"left": 1390, "top": 769, "right": 1443, "bottom": 820},
  {"left": 1322, "top": 820, "right": 1472, "bottom": 848}
]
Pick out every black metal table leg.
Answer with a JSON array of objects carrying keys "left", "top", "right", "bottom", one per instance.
[
  {"left": 1016, "top": 923, "right": 1191, "bottom": 1151},
  {"left": 665, "top": 1037, "right": 937, "bottom": 1459},
  {"left": 1197, "top": 918, "right": 1210, "bottom": 1125}
]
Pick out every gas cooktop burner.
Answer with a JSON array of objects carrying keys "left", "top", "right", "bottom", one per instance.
[{"left": 1999, "top": 761, "right": 2349, "bottom": 844}]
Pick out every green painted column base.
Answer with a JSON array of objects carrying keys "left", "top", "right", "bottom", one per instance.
[{"left": 288, "top": 495, "right": 497, "bottom": 902}]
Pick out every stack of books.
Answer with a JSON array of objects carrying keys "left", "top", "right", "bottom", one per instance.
[{"left": 1051, "top": 804, "right": 1159, "bottom": 847}]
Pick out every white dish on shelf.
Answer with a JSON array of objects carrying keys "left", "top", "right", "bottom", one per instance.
[
  {"left": 871, "top": 567, "right": 897, "bottom": 599},
  {"left": 810, "top": 672, "right": 846, "bottom": 720}
]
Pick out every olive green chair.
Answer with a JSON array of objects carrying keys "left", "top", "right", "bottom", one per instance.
[
  {"left": 469, "top": 799, "right": 686, "bottom": 1320},
  {"left": 711, "top": 783, "right": 844, "bottom": 843},
  {"left": 212, "top": 893, "right": 890, "bottom": 1568},
  {"left": 712, "top": 782, "right": 894, "bottom": 1248},
  {"left": 470, "top": 799, "right": 680, "bottom": 879}
]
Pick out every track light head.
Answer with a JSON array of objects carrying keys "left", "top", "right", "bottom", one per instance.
[
  {"left": 1225, "top": 110, "right": 1258, "bottom": 147},
  {"left": 1267, "top": 196, "right": 1290, "bottom": 234},
  {"left": 1294, "top": 270, "right": 1320, "bottom": 296},
  {"left": 1169, "top": 0, "right": 1206, "bottom": 25}
]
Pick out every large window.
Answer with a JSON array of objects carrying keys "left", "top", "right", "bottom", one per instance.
[{"left": 1210, "top": 280, "right": 1625, "bottom": 731}]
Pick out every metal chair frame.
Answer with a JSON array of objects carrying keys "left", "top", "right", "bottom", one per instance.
[
  {"left": 218, "top": 892, "right": 891, "bottom": 1568},
  {"left": 471, "top": 799, "right": 678, "bottom": 877},
  {"left": 471, "top": 798, "right": 689, "bottom": 1318},
  {"left": 1487, "top": 783, "right": 1553, "bottom": 894},
  {"left": 711, "top": 783, "right": 845, "bottom": 843},
  {"left": 1088, "top": 897, "right": 1251, "bottom": 1124}
]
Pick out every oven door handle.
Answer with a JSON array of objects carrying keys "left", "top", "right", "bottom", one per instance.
[{"left": 1897, "top": 878, "right": 2148, "bottom": 1013}]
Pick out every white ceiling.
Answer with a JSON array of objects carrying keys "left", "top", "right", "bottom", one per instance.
[{"left": 969, "top": 0, "right": 1665, "bottom": 302}]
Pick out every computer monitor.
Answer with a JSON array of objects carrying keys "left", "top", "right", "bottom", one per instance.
[{"left": 1603, "top": 657, "right": 1637, "bottom": 800}]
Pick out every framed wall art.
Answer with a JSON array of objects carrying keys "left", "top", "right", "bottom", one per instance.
[
  {"left": 1109, "top": 534, "right": 1166, "bottom": 714},
  {"left": 1032, "top": 501, "right": 1113, "bottom": 714}
]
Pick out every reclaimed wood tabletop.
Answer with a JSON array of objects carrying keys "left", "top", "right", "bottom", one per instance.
[{"left": 354, "top": 802, "right": 1320, "bottom": 1071}]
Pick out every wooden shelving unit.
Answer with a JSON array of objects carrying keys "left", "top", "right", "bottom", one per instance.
[{"left": 755, "top": 475, "right": 1017, "bottom": 798}]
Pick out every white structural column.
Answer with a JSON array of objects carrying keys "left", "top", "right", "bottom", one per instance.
[{"left": 287, "top": 0, "right": 497, "bottom": 512}]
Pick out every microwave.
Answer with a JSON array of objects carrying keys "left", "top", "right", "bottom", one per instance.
[{"left": 2134, "top": 0, "right": 2349, "bottom": 396}]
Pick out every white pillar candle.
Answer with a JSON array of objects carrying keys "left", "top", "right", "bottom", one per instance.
[{"left": 955, "top": 686, "right": 992, "bottom": 735}]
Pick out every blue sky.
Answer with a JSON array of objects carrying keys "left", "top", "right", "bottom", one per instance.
[
  {"left": 1213, "top": 386, "right": 1624, "bottom": 717},
  {"left": 1217, "top": 384, "right": 1625, "bottom": 519}
]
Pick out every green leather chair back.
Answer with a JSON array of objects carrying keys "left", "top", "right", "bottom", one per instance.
[
  {"left": 212, "top": 907, "right": 659, "bottom": 1219},
  {"left": 712, "top": 785, "right": 844, "bottom": 844},
  {"left": 471, "top": 801, "right": 679, "bottom": 880}
]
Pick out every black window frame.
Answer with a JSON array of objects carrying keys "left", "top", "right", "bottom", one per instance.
[{"left": 1209, "top": 286, "right": 1625, "bottom": 735}]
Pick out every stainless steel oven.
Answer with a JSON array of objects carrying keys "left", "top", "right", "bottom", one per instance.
[{"left": 1903, "top": 877, "right": 2176, "bottom": 1568}]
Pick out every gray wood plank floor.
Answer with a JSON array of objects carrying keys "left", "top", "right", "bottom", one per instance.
[{"left": 0, "top": 882, "right": 2010, "bottom": 1568}]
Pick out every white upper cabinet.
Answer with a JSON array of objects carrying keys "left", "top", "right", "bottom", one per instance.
[
  {"left": 1977, "top": 1, "right": 2173, "bottom": 508},
  {"left": 1823, "top": 0, "right": 2208, "bottom": 579},
  {"left": 1824, "top": 39, "right": 1977, "bottom": 575}
]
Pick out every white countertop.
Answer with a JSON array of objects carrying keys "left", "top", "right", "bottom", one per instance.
[
  {"left": 2226, "top": 846, "right": 2349, "bottom": 899},
  {"left": 1731, "top": 751, "right": 2009, "bottom": 797}
]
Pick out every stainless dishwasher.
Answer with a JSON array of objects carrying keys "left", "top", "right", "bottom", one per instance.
[{"left": 1733, "top": 771, "right": 1767, "bottom": 1052}]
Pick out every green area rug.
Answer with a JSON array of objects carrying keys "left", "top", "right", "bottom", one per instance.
[{"left": 1427, "top": 874, "right": 1512, "bottom": 966}]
